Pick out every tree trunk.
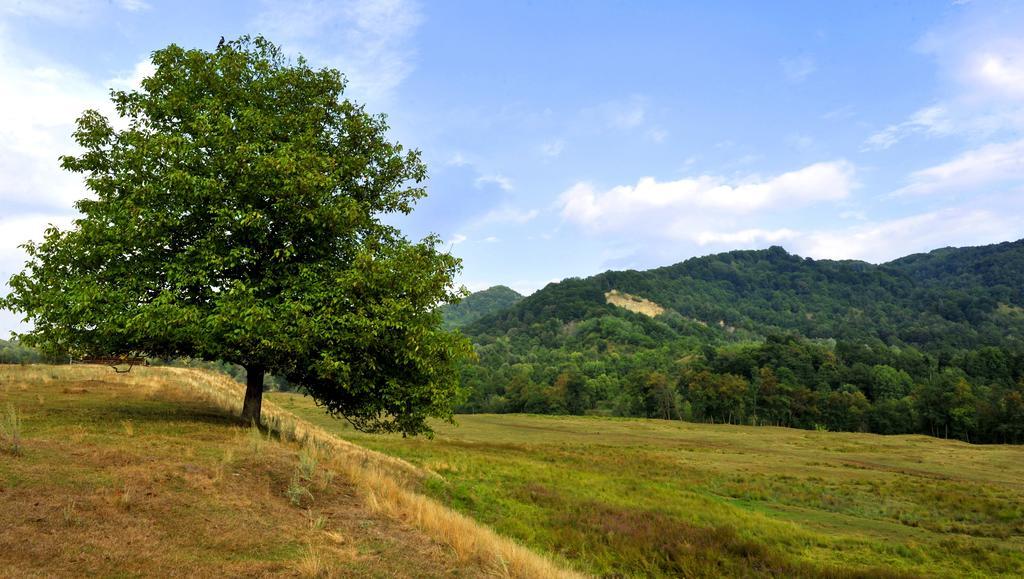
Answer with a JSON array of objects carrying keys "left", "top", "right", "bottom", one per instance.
[{"left": 241, "top": 364, "right": 265, "bottom": 425}]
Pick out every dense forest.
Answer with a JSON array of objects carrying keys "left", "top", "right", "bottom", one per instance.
[
  {"left": 455, "top": 240, "right": 1024, "bottom": 444},
  {"left": 441, "top": 285, "right": 523, "bottom": 328}
]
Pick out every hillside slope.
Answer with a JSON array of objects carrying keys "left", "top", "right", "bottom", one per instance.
[
  {"left": 442, "top": 285, "right": 523, "bottom": 328},
  {"left": 0, "top": 365, "right": 577, "bottom": 578}
]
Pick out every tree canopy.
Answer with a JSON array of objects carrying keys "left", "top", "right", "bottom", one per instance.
[{"left": 2, "top": 36, "right": 472, "bottom": 435}]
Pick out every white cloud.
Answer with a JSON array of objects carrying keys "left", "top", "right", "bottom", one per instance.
[
  {"left": 540, "top": 139, "right": 564, "bottom": 157},
  {"left": 863, "top": 105, "right": 954, "bottom": 150},
  {"left": 637, "top": 202, "right": 1020, "bottom": 264},
  {"left": 780, "top": 55, "right": 816, "bottom": 83},
  {"left": 872, "top": 8, "right": 1024, "bottom": 149},
  {"left": 109, "top": 58, "right": 155, "bottom": 91},
  {"left": 253, "top": 0, "right": 422, "bottom": 105},
  {"left": 474, "top": 174, "right": 514, "bottom": 192},
  {"left": 0, "top": 23, "right": 155, "bottom": 336},
  {"left": 896, "top": 138, "right": 1024, "bottom": 195},
  {"left": 447, "top": 233, "right": 467, "bottom": 246},
  {"left": 0, "top": 213, "right": 75, "bottom": 254},
  {"left": 694, "top": 228, "right": 799, "bottom": 247},
  {"left": 972, "top": 48, "right": 1024, "bottom": 97},
  {"left": 0, "top": 30, "right": 108, "bottom": 212},
  {"left": 864, "top": 102, "right": 1024, "bottom": 150},
  {"left": 559, "top": 161, "right": 855, "bottom": 240},
  {"left": 795, "top": 206, "right": 1022, "bottom": 263},
  {"left": 0, "top": 27, "right": 151, "bottom": 214}
]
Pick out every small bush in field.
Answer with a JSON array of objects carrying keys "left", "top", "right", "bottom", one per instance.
[
  {"left": 287, "top": 449, "right": 320, "bottom": 507},
  {"left": 1, "top": 404, "right": 23, "bottom": 455},
  {"left": 287, "top": 474, "right": 314, "bottom": 507},
  {"left": 298, "top": 448, "right": 318, "bottom": 481}
]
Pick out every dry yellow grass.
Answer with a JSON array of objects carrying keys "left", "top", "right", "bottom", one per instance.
[
  {"left": 1, "top": 364, "right": 486, "bottom": 577},
  {"left": 0, "top": 365, "right": 582, "bottom": 578},
  {"left": 168, "top": 365, "right": 583, "bottom": 579},
  {"left": 604, "top": 289, "right": 665, "bottom": 317},
  {"left": 347, "top": 459, "right": 577, "bottom": 578}
]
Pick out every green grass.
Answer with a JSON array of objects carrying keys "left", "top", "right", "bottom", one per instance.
[{"left": 270, "top": 392, "right": 1024, "bottom": 578}]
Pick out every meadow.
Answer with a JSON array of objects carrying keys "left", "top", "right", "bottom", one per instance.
[
  {"left": 3, "top": 364, "right": 1022, "bottom": 577},
  {"left": 271, "top": 391, "right": 1024, "bottom": 578},
  {"left": 0, "top": 365, "right": 574, "bottom": 578}
]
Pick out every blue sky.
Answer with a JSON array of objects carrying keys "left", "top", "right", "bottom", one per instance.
[{"left": 2, "top": 1, "right": 1024, "bottom": 334}]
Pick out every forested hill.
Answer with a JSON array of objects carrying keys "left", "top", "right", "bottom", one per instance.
[
  {"left": 457, "top": 240, "right": 1024, "bottom": 444},
  {"left": 886, "top": 239, "right": 1024, "bottom": 303},
  {"left": 441, "top": 285, "right": 523, "bottom": 328},
  {"left": 467, "top": 240, "right": 1024, "bottom": 354}
]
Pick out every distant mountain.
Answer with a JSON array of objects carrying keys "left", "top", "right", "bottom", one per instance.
[
  {"left": 455, "top": 240, "right": 1024, "bottom": 444},
  {"left": 467, "top": 240, "right": 1024, "bottom": 353},
  {"left": 441, "top": 285, "right": 523, "bottom": 328}
]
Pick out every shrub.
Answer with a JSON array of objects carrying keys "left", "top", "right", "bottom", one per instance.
[
  {"left": 1, "top": 404, "right": 23, "bottom": 455},
  {"left": 286, "top": 474, "right": 314, "bottom": 507}
]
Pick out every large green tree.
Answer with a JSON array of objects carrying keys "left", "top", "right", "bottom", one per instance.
[{"left": 2, "top": 36, "right": 472, "bottom": 435}]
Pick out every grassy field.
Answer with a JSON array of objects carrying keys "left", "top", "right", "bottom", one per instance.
[
  {"left": 270, "top": 392, "right": 1024, "bottom": 578},
  {"left": 0, "top": 365, "right": 498, "bottom": 577},
  {"left": 3, "top": 364, "right": 1022, "bottom": 578}
]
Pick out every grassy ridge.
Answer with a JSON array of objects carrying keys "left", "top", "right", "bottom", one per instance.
[
  {"left": 271, "top": 392, "right": 1024, "bottom": 578},
  {"left": 0, "top": 367, "right": 506, "bottom": 576},
  {"left": 0, "top": 365, "right": 581, "bottom": 578}
]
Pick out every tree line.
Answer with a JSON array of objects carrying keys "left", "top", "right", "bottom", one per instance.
[{"left": 459, "top": 326, "right": 1024, "bottom": 444}]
